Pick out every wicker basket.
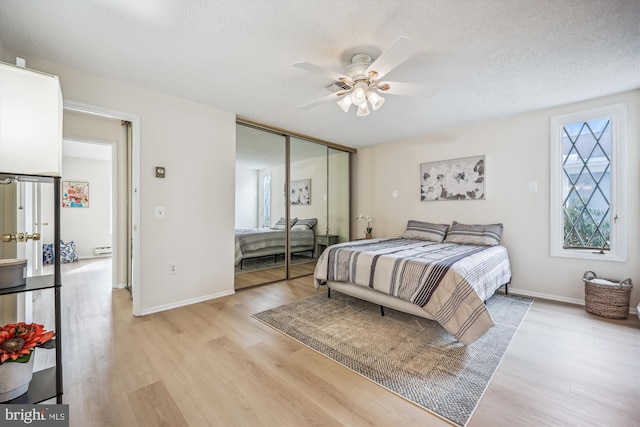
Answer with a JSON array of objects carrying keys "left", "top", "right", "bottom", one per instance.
[{"left": 582, "top": 271, "right": 632, "bottom": 319}]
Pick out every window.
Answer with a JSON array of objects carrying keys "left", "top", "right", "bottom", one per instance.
[
  {"left": 262, "top": 174, "right": 271, "bottom": 228},
  {"left": 550, "top": 104, "right": 627, "bottom": 261}
]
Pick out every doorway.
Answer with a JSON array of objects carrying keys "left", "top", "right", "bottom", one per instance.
[
  {"left": 58, "top": 138, "right": 115, "bottom": 289},
  {"left": 63, "top": 101, "right": 141, "bottom": 316}
]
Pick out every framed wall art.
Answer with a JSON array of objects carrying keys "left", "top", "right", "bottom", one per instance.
[
  {"left": 420, "top": 155, "right": 485, "bottom": 201},
  {"left": 290, "top": 179, "right": 311, "bottom": 205},
  {"left": 62, "top": 181, "right": 89, "bottom": 208}
]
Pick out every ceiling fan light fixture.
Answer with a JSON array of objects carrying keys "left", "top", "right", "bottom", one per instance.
[
  {"left": 295, "top": 36, "right": 423, "bottom": 117},
  {"left": 356, "top": 102, "right": 370, "bottom": 117},
  {"left": 366, "top": 90, "right": 385, "bottom": 110},
  {"left": 350, "top": 82, "right": 368, "bottom": 106},
  {"left": 337, "top": 94, "right": 352, "bottom": 112}
]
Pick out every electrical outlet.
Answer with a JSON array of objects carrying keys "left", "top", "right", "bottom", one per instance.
[{"left": 169, "top": 263, "right": 177, "bottom": 275}]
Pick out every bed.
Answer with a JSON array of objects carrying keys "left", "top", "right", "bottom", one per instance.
[
  {"left": 314, "top": 220, "right": 512, "bottom": 345},
  {"left": 235, "top": 218, "right": 317, "bottom": 268}
]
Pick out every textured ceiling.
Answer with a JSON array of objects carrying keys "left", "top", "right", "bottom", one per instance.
[{"left": 0, "top": 0, "right": 638, "bottom": 148}]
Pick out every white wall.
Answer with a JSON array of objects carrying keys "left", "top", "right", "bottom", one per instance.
[
  {"left": 235, "top": 167, "right": 258, "bottom": 228},
  {"left": 59, "top": 157, "right": 112, "bottom": 258},
  {"left": 5, "top": 52, "right": 237, "bottom": 314},
  {"left": 40, "top": 156, "right": 112, "bottom": 258},
  {"left": 328, "top": 150, "right": 350, "bottom": 240},
  {"left": 290, "top": 157, "right": 327, "bottom": 231},
  {"left": 352, "top": 90, "right": 640, "bottom": 309}
]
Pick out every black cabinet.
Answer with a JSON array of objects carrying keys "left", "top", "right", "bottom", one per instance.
[{"left": 0, "top": 173, "right": 62, "bottom": 404}]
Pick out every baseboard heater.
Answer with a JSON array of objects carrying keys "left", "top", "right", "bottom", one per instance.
[{"left": 94, "top": 246, "right": 113, "bottom": 256}]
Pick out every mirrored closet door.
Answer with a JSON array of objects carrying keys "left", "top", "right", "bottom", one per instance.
[
  {"left": 327, "top": 147, "right": 350, "bottom": 244},
  {"left": 234, "top": 125, "right": 287, "bottom": 288},
  {"left": 288, "top": 137, "right": 327, "bottom": 279},
  {"left": 234, "top": 122, "right": 352, "bottom": 289}
]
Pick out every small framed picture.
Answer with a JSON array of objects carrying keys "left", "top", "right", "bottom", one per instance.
[
  {"left": 290, "top": 179, "right": 311, "bottom": 205},
  {"left": 62, "top": 181, "right": 89, "bottom": 208}
]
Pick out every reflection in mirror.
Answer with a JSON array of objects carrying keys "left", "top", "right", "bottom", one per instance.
[
  {"left": 234, "top": 123, "right": 351, "bottom": 288},
  {"left": 288, "top": 137, "right": 328, "bottom": 279},
  {"left": 328, "top": 147, "right": 350, "bottom": 244},
  {"left": 0, "top": 179, "right": 21, "bottom": 325},
  {"left": 234, "top": 124, "right": 287, "bottom": 289},
  {"left": 0, "top": 175, "right": 57, "bottom": 371},
  {"left": 0, "top": 180, "right": 18, "bottom": 260},
  {"left": 0, "top": 176, "right": 54, "bottom": 330}
]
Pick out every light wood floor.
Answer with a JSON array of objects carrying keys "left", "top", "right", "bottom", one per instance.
[
  {"left": 36, "top": 259, "right": 640, "bottom": 426},
  {"left": 234, "top": 258, "right": 317, "bottom": 289}
]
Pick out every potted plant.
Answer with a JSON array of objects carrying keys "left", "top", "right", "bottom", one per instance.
[
  {"left": 357, "top": 214, "right": 373, "bottom": 239},
  {"left": 0, "top": 322, "right": 55, "bottom": 402}
]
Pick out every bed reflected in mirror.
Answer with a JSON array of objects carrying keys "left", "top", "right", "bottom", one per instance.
[{"left": 235, "top": 123, "right": 349, "bottom": 289}]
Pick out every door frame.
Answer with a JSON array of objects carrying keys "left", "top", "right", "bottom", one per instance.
[{"left": 63, "top": 100, "right": 141, "bottom": 316}]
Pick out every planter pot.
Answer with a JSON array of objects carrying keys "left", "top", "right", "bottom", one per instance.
[
  {"left": 365, "top": 233, "right": 372, "bottom": 239},
  {"left": 0, "top": 356, "right": 34, "bottom": 402}
]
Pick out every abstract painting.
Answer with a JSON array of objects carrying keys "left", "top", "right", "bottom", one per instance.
[{"left": 62, "top": 181, "right": 89, "bottom": 208}]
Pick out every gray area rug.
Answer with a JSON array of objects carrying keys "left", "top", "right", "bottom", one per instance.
[{"left": 253, "top": 290, "right": 532, "bottom": 427}]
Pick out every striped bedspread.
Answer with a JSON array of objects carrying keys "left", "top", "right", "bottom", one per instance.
[
  {"left": 314, "top": 238, "right": 512, "bottom": 345},
  {"left": 235, "top": 228, "right": 315, "bottom": 265}
]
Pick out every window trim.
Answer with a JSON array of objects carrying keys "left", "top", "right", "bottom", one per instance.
[{"left": 550, "top": 103, "right": 627, "bottom": 262}]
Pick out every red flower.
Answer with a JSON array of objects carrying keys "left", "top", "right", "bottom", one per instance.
[{"left": 0, "top": 322, "right": 54, "bottom": 364}]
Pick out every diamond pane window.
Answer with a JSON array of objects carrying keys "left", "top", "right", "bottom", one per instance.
[
  {"left": 550, "top": 103, "right": 627, "bottom": 262},
  {"left": 561, "top": 117, "right": 611, "bottom": 249}
]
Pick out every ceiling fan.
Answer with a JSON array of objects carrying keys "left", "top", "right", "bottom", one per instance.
[{"left": 293, "top": 36, "right": 435, "bottom": 117}]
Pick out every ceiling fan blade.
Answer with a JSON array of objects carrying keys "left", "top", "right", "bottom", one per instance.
[
  {"left": 366, "top": 36, "right": 417, "bottom": 81},
  {"left": 298, "top": 92, "right": 347, "bottom": 110},
  {"left": 293, "top": 61, "right": 351, "bottom": 83},
  {"left": 376, "top": 81, "right": 439, "bottom": 97}
]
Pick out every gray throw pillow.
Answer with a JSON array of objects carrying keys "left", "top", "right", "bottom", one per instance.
[
  {"left": 443, "top": 221, "right": 503, "bottom": 246},
  {"left": 272, "top": 217, "right": 297, "bottom": 230},
  {"left": 402, "top": 220, "right": 450, "bottom": 242}
]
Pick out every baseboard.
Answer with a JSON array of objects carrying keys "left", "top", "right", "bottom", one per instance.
[
  {"left": 78, "top": 255, "right": 113, "bottom": 260},
  {"left": 139, "top": 289, "right": 236, "bottom": 316},
  {"left": 113, "top": 283, "right": 127, "bottom": 289},
  {"left": 508, "top": 287, "right": 638, "bottom": 315}
]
